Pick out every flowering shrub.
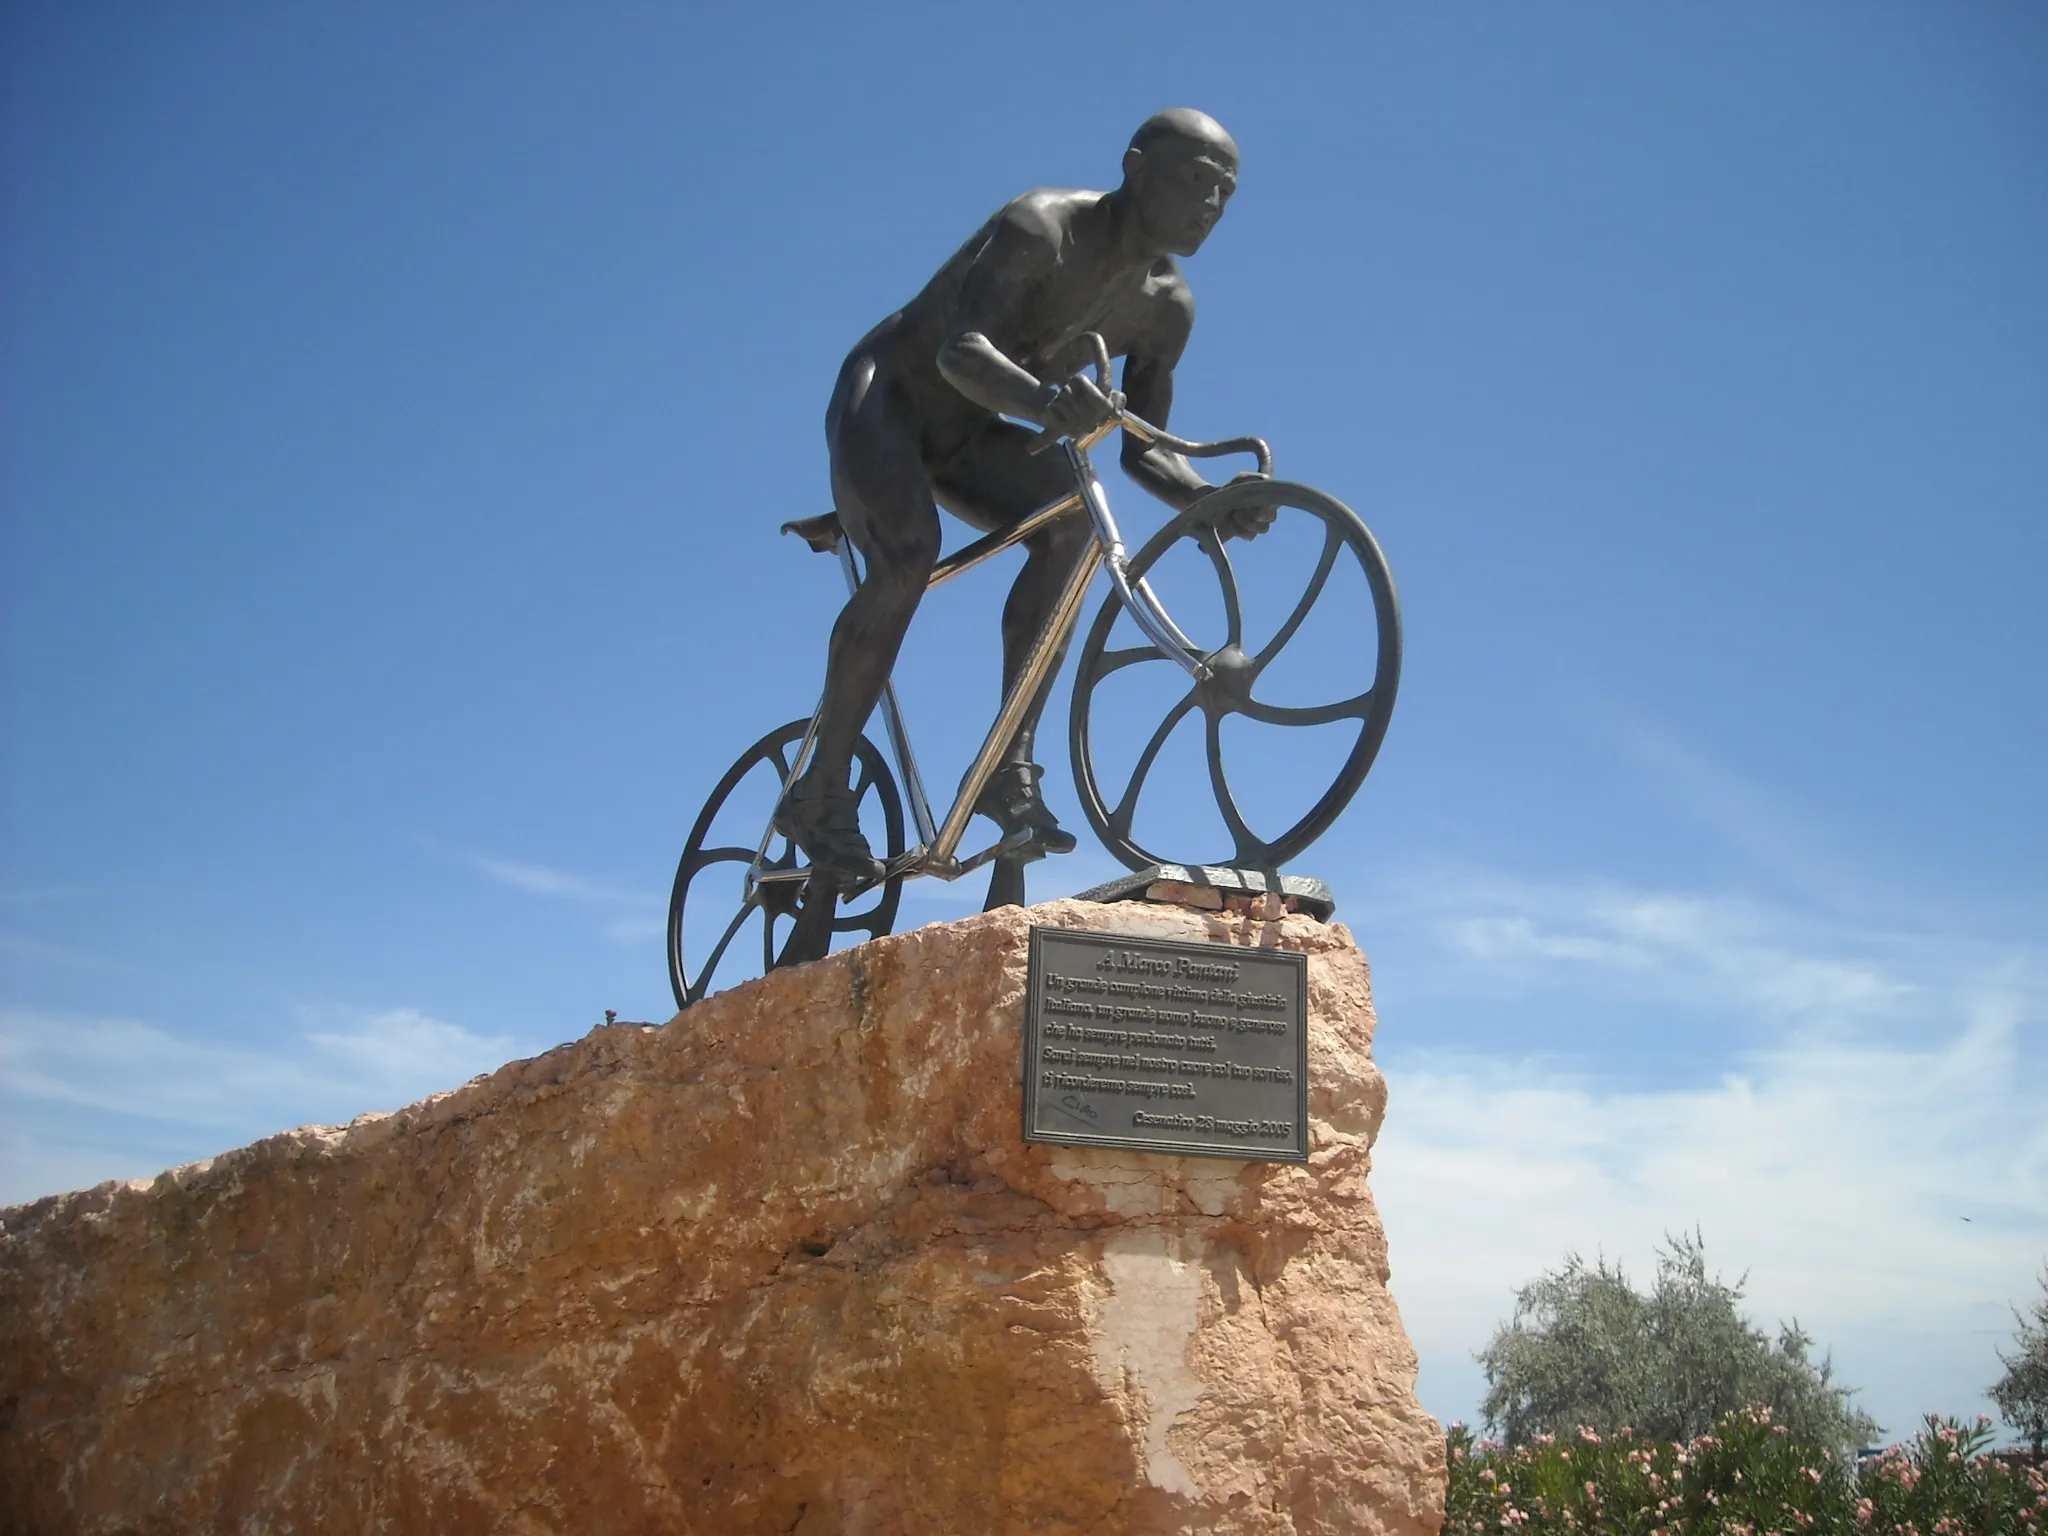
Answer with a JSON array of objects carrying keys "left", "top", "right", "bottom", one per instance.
[{"left": 1445, "top": 1407, "right": 2048, "bottom": 1534}]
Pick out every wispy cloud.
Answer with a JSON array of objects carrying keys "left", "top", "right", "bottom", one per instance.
[
  {"left": 416, "top": 836, "right": 662, "bottom": 944},
  {"left": 0, "top": 884, "right": 104, "bottom": 909},
  {"left": 0, "top": 931, "right": 131, "bottom": 972},
  {"left": 1624, "top": 723, "right": 1859, "bottom": 900},
  {"left": 1364, "top": 864, "right": 2046, "bottom": 1441},
  {"left": 303, "top": 1008, "right": 518, "bottom": 1093},
  {"left": 1365, "top": 867, "right": 1967, "bottom": 1038},
  {"left": 0, "top": 1004, "right": 523, "bottom": 1203},
  {"left": 469, "top": 855, "right": 645, "bottom": 906}
]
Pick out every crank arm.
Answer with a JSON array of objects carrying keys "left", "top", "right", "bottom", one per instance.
[
  {"left": 750, "top": 861, "right": 893, "bottom": 901},
  {"left": 951, "top": 828, "right": 1045, "bottom": 877}
]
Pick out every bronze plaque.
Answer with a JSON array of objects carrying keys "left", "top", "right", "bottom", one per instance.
[{"left": 1023, "top": 927, "right": 1309, "bottom": 1163}]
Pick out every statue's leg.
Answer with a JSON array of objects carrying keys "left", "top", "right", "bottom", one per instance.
[
  {"left": 788, "top": 359, "right": 940, "bottom": 882},
  {"left": 933, "top": 422, "right": 1092, "bottom": 851}
]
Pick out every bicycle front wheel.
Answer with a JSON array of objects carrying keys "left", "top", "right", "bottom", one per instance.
[{"left": 1068, "top": 479, "right": 1400, "bottom": 871}]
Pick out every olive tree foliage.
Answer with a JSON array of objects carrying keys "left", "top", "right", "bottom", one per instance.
[
  {"left": 1477, "top": 1232, "right": 1880, "bottom": 1455},
  {"left": 1991, "top": 1265, "right": 2048, "bottom": 1458}
]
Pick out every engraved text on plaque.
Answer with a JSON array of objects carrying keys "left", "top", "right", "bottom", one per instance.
[{"left": 1023, "top": 927, "right": 1309, "bottom": 1163}]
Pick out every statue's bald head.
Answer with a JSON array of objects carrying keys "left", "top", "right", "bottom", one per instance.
[
  {"left": 1121, "top": 109, "right": 1239, "bottom": 258},
  {"left": 1127, "top": 108, "right": 1239, "bottom": 168}
]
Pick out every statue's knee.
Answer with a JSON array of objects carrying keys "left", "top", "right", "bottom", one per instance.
[
  {"left": 1029, "top": 520, "right": 1093, "bottom": 566},
  {"left": 865, "top": 539, "right": 939, "bottom": 601}
]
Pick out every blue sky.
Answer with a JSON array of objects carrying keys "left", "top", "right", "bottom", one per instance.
[{"left": 3, "top": 3, "right": 2043, "bottom": 1438}]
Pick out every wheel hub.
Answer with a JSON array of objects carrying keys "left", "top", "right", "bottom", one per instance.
[{"left": 1194, "top": 643, "right": 1255, "bottom": 716}]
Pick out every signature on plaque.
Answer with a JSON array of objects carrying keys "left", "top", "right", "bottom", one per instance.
[{"left": 1054, "top": 1094, "right": 1100, "bottom": 1128}]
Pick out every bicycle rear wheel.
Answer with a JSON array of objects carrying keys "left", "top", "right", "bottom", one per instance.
[
  {"left": 1068, "top": 479, "right": 1400, "bottom": 871},
  {"left": 667, "top": 720, "right": 905, "bottom": 1012}
]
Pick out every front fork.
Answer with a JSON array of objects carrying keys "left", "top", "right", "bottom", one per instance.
[{"left": 1066, "top": 440, "right": 1212, "bottom": 682}]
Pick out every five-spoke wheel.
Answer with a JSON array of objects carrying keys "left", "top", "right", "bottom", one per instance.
[
  {"left": 667, "top": 720, "right": 905, "bottom": 1012},
  {"left": 1069, "top": 479, "right": 1401, "bottom": 871}
]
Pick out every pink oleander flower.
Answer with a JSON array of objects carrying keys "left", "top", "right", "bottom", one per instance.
[{"left": 1579, "top": 1426, "right": 1602, "bottom": 1445}]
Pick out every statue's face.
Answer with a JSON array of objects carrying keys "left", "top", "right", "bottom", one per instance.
[{"left": 1133, "top": 145, "right": 1238, "bottom": 257}]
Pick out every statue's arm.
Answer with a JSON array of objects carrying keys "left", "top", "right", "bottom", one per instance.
[
  {"left": 934, "top": 210, "right": 1113, "bottom": 439},
  {"left": 934, "top": 215, "right": 1063, "bottom": 423},
  {"left": 936, "top": 339, "right": 1058, "bottom": 425},
  {"left": 1118, "top": 280, "right": 1216, "bottom": 511}
]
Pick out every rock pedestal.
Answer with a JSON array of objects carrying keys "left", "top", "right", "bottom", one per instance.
[{"left": 0, "top": 899, "right": 1445, "bottom": 1535}]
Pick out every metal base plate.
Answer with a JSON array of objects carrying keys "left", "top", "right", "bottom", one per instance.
[{"left": 1073, "top": 865, "right": 1336, "bottom": 922}]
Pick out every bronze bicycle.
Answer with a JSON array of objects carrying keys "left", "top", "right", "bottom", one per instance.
[{"left": 668, "top": 337, "right": 1401, "bottom": 1010}]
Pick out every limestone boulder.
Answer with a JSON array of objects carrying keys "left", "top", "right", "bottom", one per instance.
[{"left": 0, "top": 899, "right": 1445, "bottom": 1535}]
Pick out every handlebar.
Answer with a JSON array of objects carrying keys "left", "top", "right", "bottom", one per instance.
[
  {"left": 1026, "top": 331, "right": 1274, "bottom": 477},
  {"left": 1118, "top": 412, "right": 1275, "bottom": 480}
]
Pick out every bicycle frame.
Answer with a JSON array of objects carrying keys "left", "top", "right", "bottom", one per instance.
[{"left": 753, "top": 395, "right": 1272, "bottom": 895}]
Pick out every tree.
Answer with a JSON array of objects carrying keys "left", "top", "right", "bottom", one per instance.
[
  {"left": 1990, "top": 1265, "right": 2048, "bottom": 1460},
  {"left": 1477, "top": 1231, "right": 1880, "bottom": 1455}
]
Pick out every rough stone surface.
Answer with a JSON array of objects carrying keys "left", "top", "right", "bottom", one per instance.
[
  {"left": 1143, "top": 880, "right": 1226, "bottom": 910},
  {"left": 0, "top": 900, "right": 1445, "bottom": 1535}
]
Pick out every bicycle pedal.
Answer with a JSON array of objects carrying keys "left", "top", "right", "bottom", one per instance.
[{"left": 1000, "top": 829, "right": 1064, "bottom": 864}]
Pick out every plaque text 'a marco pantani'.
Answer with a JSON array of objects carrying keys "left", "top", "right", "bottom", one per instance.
[{"left": 1023, "top": 927, "right": 1310, "bottom": 1163}]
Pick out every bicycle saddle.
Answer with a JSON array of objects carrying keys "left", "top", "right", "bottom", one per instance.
[{"left": 781, "top": 511, "right": 844, "bottom": 554}]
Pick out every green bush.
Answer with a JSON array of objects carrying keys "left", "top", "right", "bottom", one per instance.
[
  {"left": 1445, "top": 1407, "right": 2048, "bottom": 1535},
  {"left": 1479, "top": 1234, "right": 1879, "bottom": 1456}
]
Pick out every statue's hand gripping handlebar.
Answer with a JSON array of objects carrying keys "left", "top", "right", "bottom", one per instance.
[{"left": 1027, "top": 331, "right": 1274, "bottom": 478}]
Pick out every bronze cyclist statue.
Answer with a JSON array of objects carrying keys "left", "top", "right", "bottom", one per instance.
[
  {"left": 786, "top": 108, "right": 1268, "bottom": 887},
  {"left": 667, "top": 110, "right": 1402, "bottom": 1008}
]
